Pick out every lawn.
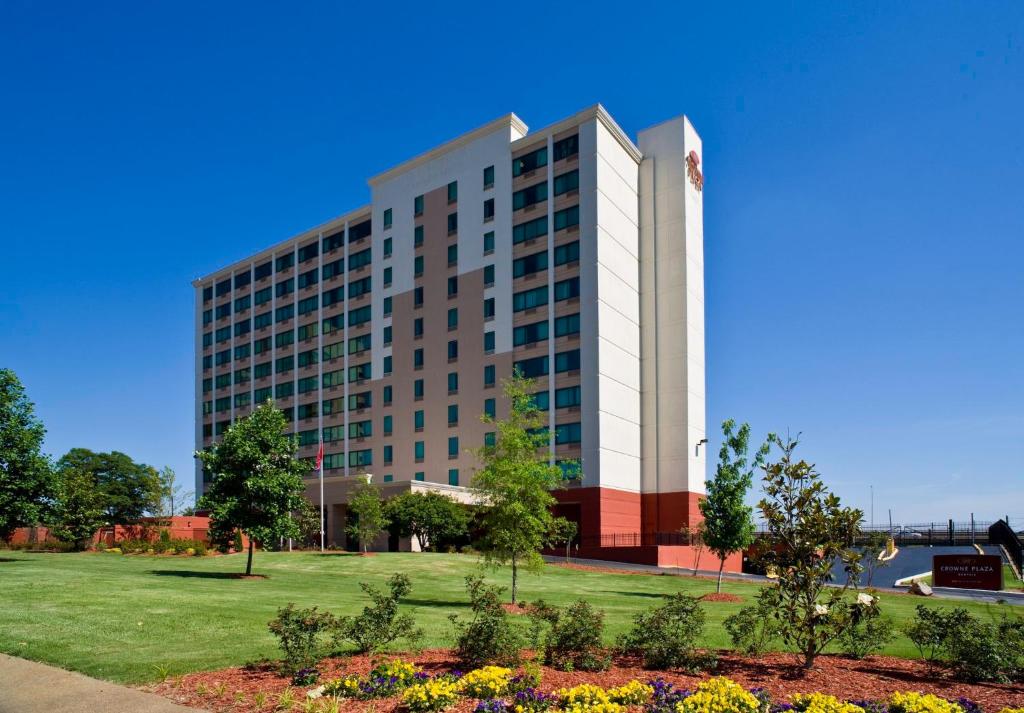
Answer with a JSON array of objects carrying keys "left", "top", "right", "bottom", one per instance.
[{"left": 0, "top": 551, "right": 1017, "bottom": 684}]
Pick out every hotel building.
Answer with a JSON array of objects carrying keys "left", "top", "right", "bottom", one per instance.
[{"left": 193, "top": 104, "right": 717, "bottom": 565}]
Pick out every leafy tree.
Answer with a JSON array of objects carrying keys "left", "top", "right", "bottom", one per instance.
[
  {"left": 699, "top": 419, "right": 766, "bottom": 592},
  {"left": 56, "top": 448, "right": 161, "bottom": 524},
  {"left": 0, "top": 369, "right": 54, "bottom": 540},
  {"left": 346, "top": 479, "right": 389, "bottom": 553},
  {"left": 50, "top": 467, "right": 105, "bottom": 549},
  {"left": 294, "top": 495, "right": 322, "bottom": 548},
  {"left": 860, "top": 530, "right": 891, "bottom": 588},
  {"left": 754, "top": 433, "right": 864, "bottom": 669},
  {"left": 472, "top": 373, "right": 570, "bottom": 603},
  {"left": 196, "top": 402, "right": 307, "bottom": 575},
  {"left": 157, "top": 466, "right": 192, "bottom": 518},
  {"left": 386, "top": 490, "right": 470, "bottom": 551},
  {"left": 547, "top": 517, "right": 577, "bottom": 563}
]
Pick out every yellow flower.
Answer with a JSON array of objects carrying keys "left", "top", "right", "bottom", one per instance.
[
  {"left": 457, "top": 666, "right": 513, "bottom": 698},
  {"left": 608, "top": 680, "right": 654, "bottom": 706},
  {"left": 792, "top": 693, "right": 864, "bottom": 713},
  {"left": 888, "top": 692, "right": 964, "bottom": 713},
  {"left": 403, "top": 678, "right": 459, "bottom": 712},
  {"left": 676, "top": 677, "right": 762, "bottom": 713}
]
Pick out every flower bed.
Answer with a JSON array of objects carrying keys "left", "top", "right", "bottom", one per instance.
[{"left": 148, "top": 651, "right": 1024, "bottom": 713}]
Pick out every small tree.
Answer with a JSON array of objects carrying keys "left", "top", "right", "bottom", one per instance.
[
  {"left": 386, "top": 490, "right": 470, "bottom": 551},
  {"left": 294, "top": 495, "right": 322, "bottom": 548},
  {"left": 157, "top": 466, "right": 191, "bottom": 519},
  {"left": 547, "top": 517, "right": 577, "bottom": 563},
  {"left": 755, "top": 433, "right": 864, "bottom": 669},
  {"left": 472, "top": 373, "right": 570, "bottom": 603},
  {"left": 699, "top": 419, "right": 766, "bottom": 592},
  {"left": 860, "top": 530, "right": 891, "bottom": 588},
  {"left": 346, "top": 479, "right": 389, "bottom": 554},
  {"left": 0, "top": 369, "right": 55, "bottom": 541},
  {"left": 196, "top": 402, "right": 307, "bottom": 575},
  {"left": 50, "top": 467, "right": 105, "bottom": 549}
]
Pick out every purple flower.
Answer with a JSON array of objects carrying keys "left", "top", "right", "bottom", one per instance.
[
  {"left": 475, "top": 700, "right": 510, "bottom": 713},
  {"left": 957, "top": 699, "right": 982, "bottom": 713}
]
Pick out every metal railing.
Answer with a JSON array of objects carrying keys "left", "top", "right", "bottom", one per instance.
[{"left": 989, "top": 519, "right": 1023, "bottom": 578}]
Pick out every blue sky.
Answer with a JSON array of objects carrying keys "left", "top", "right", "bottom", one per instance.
[{"left": 1, "top": 2, "right": 1021, "bottom": 524}]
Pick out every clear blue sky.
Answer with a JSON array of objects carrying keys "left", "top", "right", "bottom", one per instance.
[{"left": 2, "top": 2, "right": 1021, "bottom": 525}]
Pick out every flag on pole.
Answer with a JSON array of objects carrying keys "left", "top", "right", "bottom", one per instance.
[{"left": 315, "top": 440, "right": 324, "bottom": 471}]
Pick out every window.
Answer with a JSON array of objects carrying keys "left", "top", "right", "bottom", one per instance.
[
  {"left": 553, "top": 134, "right": 579, "bottom": 161},
  {"left": 348, "top": 391, "right": 372, "bottom": 410},
  {"left": 555, "top": 348, "right": 581, "bottom": 373},
  {"left": 383, "top": 445, "right": 393, "bottom": 464},
  {"left": 323, "top": 453, "right": 344, "bottom": 471},
  {"left": 254, "top": 362, "right": 272, "bottom": 379},
  {"left": 255, "top": 261, "right": 273, "bottom": 280},
  {"left": 276, "top": 355, "right": 294, "bottom": 374},
  {"left": 447, "top": 308, "right": 458, "bottom": 330},
  {"left": 349, "top": 219, "right": 371, "bottom": 242},
  {"left": 414, "top": 255, "right": 424, "bottom": 277},
  {"left": 383, "top": 296, "right": 392, "bottom": 316},
  {"left": 513, "top": 216, "right": 547, "bottom": 244},
  {"left": 414, "top": 379, "right": 424, "bottom": 400},
  {"left": 203, "top": 309, "right": 212, "bottom": 326},
  {"left": 323, "top": 340, "right": 344, "bottom": 361},
  {"left": 554, "top": 276, "right": 580, "bottom": 301},
  {"left": 447, "top": 404, "right": 459, "bottom": 425},
  {"left": 554, "top": 169, "right": 579, "bottom": 196},
  {"left": 216, "top": 278, "right": 231, "bottom": 297},
  {"left": 275, "top": 253, "right": 294, "bottom": 272},
  {"left": 554, "top": 205, "right": 580, "bottom": 231},
  {"left": 348, "top": 305, "right": 371, "bottom": 326},
  {"left": 555, "top": 385, "right": 582, "bottom": 408},
  {"left": 484, "top": 331, "right": 495, "bottom": 353},
  {"left": 484, "top": 431, "right": 496, "bottom": 447},
  {"left": 414, "top": 225, "right": 424, "bottom": 247},
  {"left": 383, "top": 207, "right": 392, "bottom": 229},
  {"left": 414, "top": 287, "right": 423, "bottom": 307},
  {"left": 447, "top": 181, "right": 458, "bottom": 203},
  {"left": 298, "top": 322, "right": 318, "bottom": 341},
  {"left": 484, "top": 398, "right": 496, "bottom": 419},
  {"left": 276, "top": 330, "right": 294, "bottom": 349},
  {"left": 483, "top": 231, "right": 495, "bottom": 254},
  {"left": 414, "top": 194, "right": 424, "bottom": 216},
  {"left": 414, "top": 410, "right": 424, "bottom": 431},
  {"left": 383, "top": 385, "right": 393, "bottom": 405},
  {"left": 323, "top": 287, "right": 344, "bottom": 309},
  {"left": 276, "top": 381, "right": 293, "bottom": 399},
  {"left": 323, "top": 425, "right": 343, "bottom": 442},
  {"left": 255, "top": 286, "right": 272, "bottom": 305},
  {"left": 203, "top": 332, "right": 213, "bottom": 348},
  {"left": 298, "top": 375, "right": 318, "bottom": 393},
  {"left": 276, "top": 304, "right": 294, "bottom": 323},
  {"left": 349, "top": 420, "right": 372, "bottom": 439},
  {"left": 513, "top": 285, "right": 548, "bottom": 312},
  {"left": 323, "top": 230, "right": 344, "bottom": 253},
  {"left": 298, "top": 348, "right": 318, "bottom": 368},
  {"left": 484, "top": 264, "right": 494, "bottom": 286},
  {"left": 447, "top": 276, "right": 458, "bottom": 297},
  {"left": 383, "top": 415, "right": 393, "bottom": 436},
  {"left": 514, "top": 320, "right": 548, "bottom": 346},
  {"left": 235, "top": 270, "right": 251, "bottom": 289},
  {"left": 483, "top": 298, "right": 495, "bottom": 319},
  {"left": 322, "top": 369, "right": 343, "bottom": 388},
  {"left": 483, "top": 165, "right": 494, "bottom": 188},
  {"left": 349, "top": 247, "right": 372, "bottom": 270},
  {"left": 255, "top": 386, "right": 271, "bottom": 402},
  {"left": 203, "top": 285, "right": 213, "bottom": 302},
  {"left": 554, "top": 313, "right": 580, "bottom": 337},
  {"left": 215, "top": 373, "right": 231, "bottom": 388},
  {"left": 447, "top": 243, "right": 458, "bottom": 266},
  {"left": 323, "top": 257, "right": 344, "bottom": 281},
  {"left": 447, "top": 372, "right": 458, "bottom": 393},
  {"left": 532, "top": 390, "right": 550, "bottom": 410},
  {"left": 383, "top": 325, "right": 392, "bottom": 345},
  {"left": 349, "top": 449, "right": 372, "bottom": 467},
  {"left": 447, "top": 340, "right": 458, "bottom": 360},
  {"left": 414, "top": 317, "right": 424, "bottom": 338},
  {"left": 484, "top": 364, "right": 495, "bottom": 387},
  {"left": 383, "top": 355, "right": 392, "bottom": 375},
  {"left": 383, "top": 237, "right": 392, "bottom": 258},
  {"left": 415, "top": 472, "right": 425, "bottom": 482},
  {"left": 513, "top": 145, "right": 547, "bottom": 176},
  {"left": 322, "top": 397, "right": 344, "bottom": 415},
  {"left": 297, "top": 402, "right": 317, "bottom": 419},
  {"left": 234, "top": 295, "right": 251, "bottom": 312},
  {"left": 414, "top": 348, "right": 424, "bottom": 369},
  {"left": 513, "top": 250, "right": 548, "bottom": 278},
  {"left": 448, "top": 468, "right": 459, "bottom": 486},
  {"left": 483, "top": 198, "right": 494, "bottom": 221},
  {"left": 298, "top": 241, "right": 319, "bottom": 263},
  {"left": 276, "top": 278, "right": 294, "bottom": 298},
  {"left": 513, "top": 181, "right": 547, "bottom": 210},
  {"left": 216, "top": 303, "right": 231, "bottom": 320},
  {"left": 216, "top": 396, "right": 230, "bottom": 412},
  {"left": 234, "top": 366, "right": 250, "bottom": 384},
  {"left": 384, "top": 474, "right": 393, "bottom": 482},
  {"left": 298, "top": 295, "right": 318, "bottom": 316},
  {"left": 203, "top": 354, "right": 212, "bottom": 369},
  {"left": 216, "top": 349, "right": 231, "bottom": 366},
  {"left": 414, "top": 441, "right": 425, "bottom": 461},
  {"left": 448, "top": 436, "right": 459, "bottom": 457},
  {"left": 348, "top": 333, "right": 371, "bottom": 353},
  {"left": 348, "top": 276, "right": 372, "bottom": 299},
  {"left": 554, "top": 240, "right": 579, "bottom": 266},
  {"left": 348, "top": 362, "right": 371, "bottom": 381},
  {"left": 254, "top": 336, "right": 271, "bottom": 353},
  {"left": 514, "top": 355, "right": 549, "bottom": 378},
  {"left": 234, "top": 344, "right": 250, "bottom": 360},
  {"left": 556, "top": 422, "right": 582, "bottom": 444},
  {"left": 447, "top": 212, "right": 458, "bottom": 234}
]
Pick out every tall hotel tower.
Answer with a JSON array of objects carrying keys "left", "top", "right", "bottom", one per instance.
[{"left": 194, "top": 105, "right": 714, "bottom": 566}]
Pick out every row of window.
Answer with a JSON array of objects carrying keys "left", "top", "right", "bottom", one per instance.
[
  {"left": 511, "top": 169, "right": 579, "bottom": 211},
  {"left": 511, "top": 135, "right": 579, "bottom": 178}
]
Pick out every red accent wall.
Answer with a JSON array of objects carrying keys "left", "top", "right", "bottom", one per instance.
[{"left": 641, "top": 491, "right": 705, "bottom": 533}]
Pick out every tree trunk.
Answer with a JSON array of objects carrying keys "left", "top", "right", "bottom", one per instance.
[
  {"left": 693, "top": 546, "right": 703, "bottom": 576},
  {"left": 803, "top": 648, "right": 817, "bottom": 670},
  {"left": 717, "top": 558, "right": 725, "bottom": 593},
  {"left": 245, "top": 537, "right": 254, "bottom": 576},
  {"left": 565, "top": 542, "right": 570, "bottom": 563},
  {"left": 511, "top": 555, "right": 518, "bottom": 604}
]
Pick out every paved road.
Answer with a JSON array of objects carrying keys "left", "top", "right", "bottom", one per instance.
[{"left": 0, "top": 654, "right": 204, "bottom": 713}]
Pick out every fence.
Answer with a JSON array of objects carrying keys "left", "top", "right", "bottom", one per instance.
[
  {"left": 989, "top": 519, "right": 1023, "bottom": 578},
  {"left": 577, "top": 531, "right": 701, "bottom": 549}
]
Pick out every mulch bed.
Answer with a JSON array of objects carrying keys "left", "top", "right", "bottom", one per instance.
[
  {"left": 146, "top": 649, "right": 1024, "bottom": 712},
  {"left": 700, "top": 592, "right": 744, "bottom": 603}
]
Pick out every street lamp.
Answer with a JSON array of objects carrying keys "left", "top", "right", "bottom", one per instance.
[{"left": 695, "top": 438, "right": 708, "bottom": 457}]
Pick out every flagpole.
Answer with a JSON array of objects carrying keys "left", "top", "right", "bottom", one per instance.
[{"left": 319, "top": 441, "right": 325, "bottom": 553}]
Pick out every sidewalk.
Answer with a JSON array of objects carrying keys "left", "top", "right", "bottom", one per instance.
[{"left": 0, "top": 654, "right": 205, "bottom": 713}]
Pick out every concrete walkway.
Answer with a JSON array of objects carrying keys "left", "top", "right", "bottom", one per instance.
[{"left": 0, "top": 654, "right": 205, "bottom": 713}]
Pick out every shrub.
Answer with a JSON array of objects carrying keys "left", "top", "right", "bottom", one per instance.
[
  {"left": 457, "top": 666, "right": 513, "bottom": 698},
  {"left": 402, "top": 678, "right": 460, "bottom": 712},
  {"left": 616, "top": 593, "right": 714, "bottom": 671},
  {"left": 676, "top": 678, "right": 760, "bottom": 713},
  {"left": 529, "top": 599, "right": 610, "bottom": 671},
  {"left": 836, "top": 593, "right": 894, "bottom": 659},
  {"left": 450, "top": 575, "right": 525, "bottom": 668},
  {"left": 903, "top": 605, "right": 1023, "bottom": 682},
  {"left": 723, "top": 598, "right": 782, "bottom": 655},
  {"left": 267, "top": 604, "right": 337, "bottom": 676},
  {"left": 333, "top": 573, "right": 422, "bottom": 653},
  {"left": 903, "top": 605, "right": 974, "bottom": 661}
]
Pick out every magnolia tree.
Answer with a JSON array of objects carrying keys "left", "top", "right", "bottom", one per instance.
[
  {"left": 754, "top": 433, "right": 870, "bottom": 669},
  {"left": 196, "top": 402, "right": 306, "bottom": 575},
  {"left": 472, "top": 373, "right": 573, "bottom": 603},
  {"left": 386, "top": 490, "right": 470, "bottom": 552},
  {"left": 699, "top": 419, "right": 767, "bottom": 592}
]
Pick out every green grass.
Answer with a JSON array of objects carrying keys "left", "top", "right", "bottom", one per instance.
[{"left": 0, "top": 551, "right": 1017, "bottom": 684}]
